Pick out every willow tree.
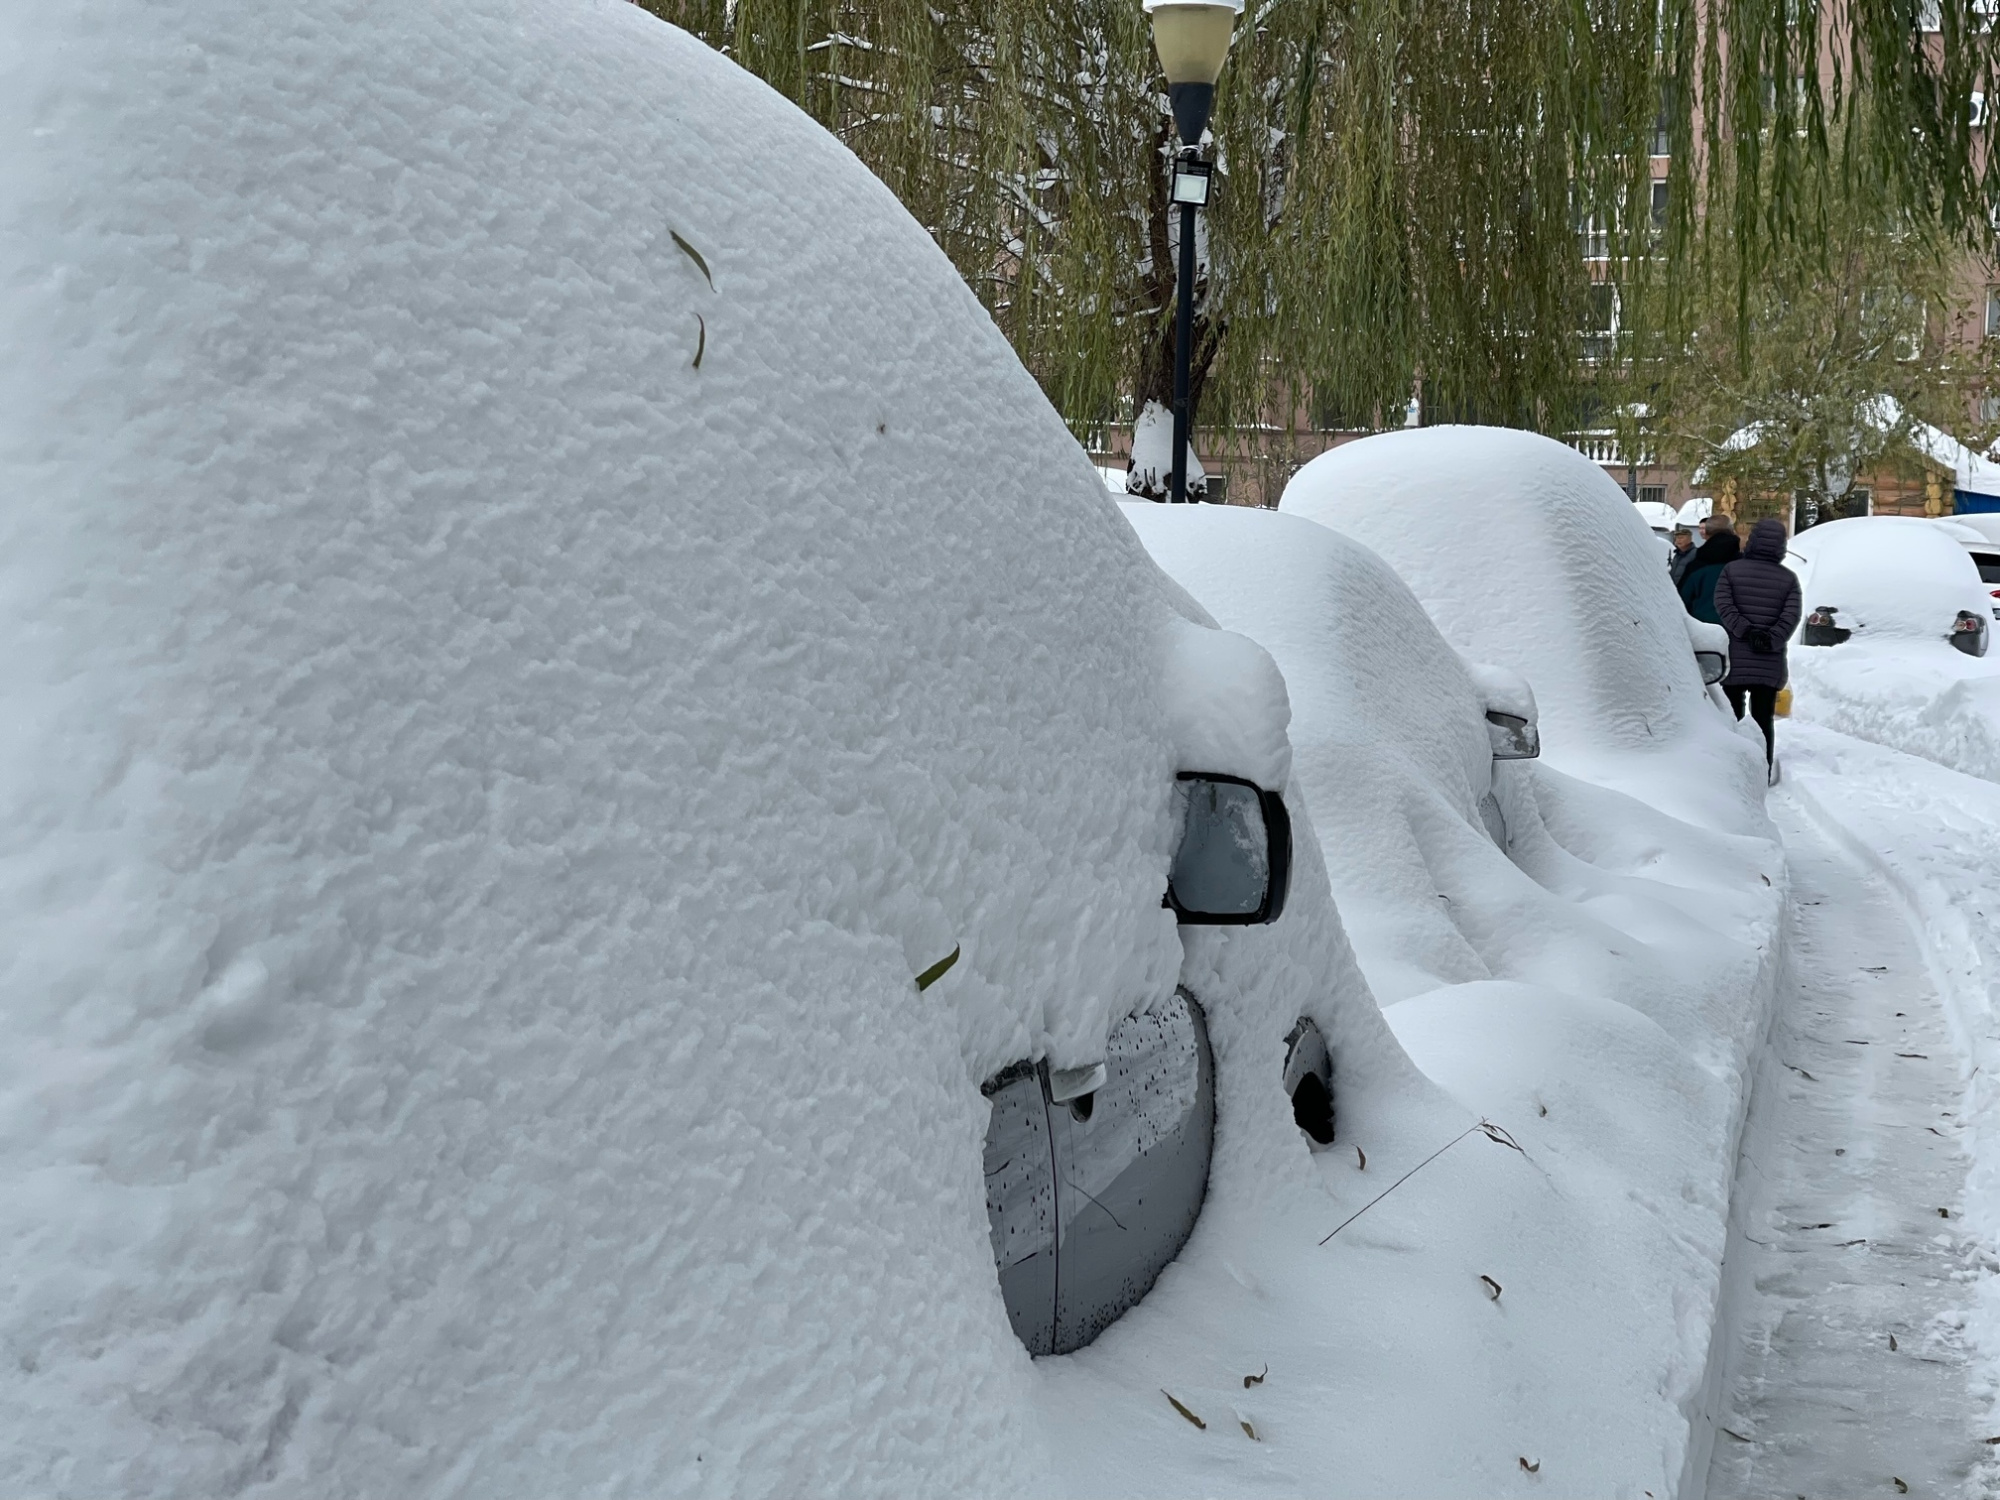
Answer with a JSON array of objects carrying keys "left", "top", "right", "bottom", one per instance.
[
  {"left": 651, "top": 0, "right": 2000, "bottom": 493},
  {"left": 1623, "top": 115, "right": 1998, "bottom": 528}
]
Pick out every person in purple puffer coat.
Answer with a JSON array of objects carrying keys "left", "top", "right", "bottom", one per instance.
[{"left": 1714, "top": 516, "right": 1802, "bottom": 782}]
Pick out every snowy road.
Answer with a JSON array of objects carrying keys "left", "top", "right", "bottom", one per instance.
[{"left": 1704, "top": 727, "right": 2000, "bottom": 1499}]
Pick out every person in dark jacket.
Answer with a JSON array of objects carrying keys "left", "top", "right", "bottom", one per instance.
[
  {"left": 1667, "top": 527, "right": 1697, "bottom": 588},
  {"left": 1678, "top": 515, "right": 1741, "bottom": 623},
  {"left": 1714, "top": 516, "right": 1802, "bottom": 780}
]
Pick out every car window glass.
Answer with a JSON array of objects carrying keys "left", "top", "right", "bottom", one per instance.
[
  {"left": 980, "top": 989, "right": 1214, "bottom": 1355},
  {"left": 1169, "top": 779, "right": 1269, "bottom": 916}
]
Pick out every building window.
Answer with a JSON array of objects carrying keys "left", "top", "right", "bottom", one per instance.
[
  {"left": 1986, "top": 288, "right": 2000, "bottom": 337},
  {"left": 1580, "top": 282, "right": 1618, "bottom": 362},
  {"left": 1650, "top": 180, "right": 1669, "bottom": 233},
  {"left": 1639, "top": 484, "right": 1667, "bottom": 508},
  {"left": 1203, "top": 473, "right": 1229, "bottom": 506},
  {"left": 1981, "top": 392, "right": 2000, "bottom": 423}
]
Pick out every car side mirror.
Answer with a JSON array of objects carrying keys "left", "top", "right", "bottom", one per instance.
[
  {"left": 1695, "top": 649, "right": 1727, "bottom": 685},
  {"left": 1166, "top": 772, "right": 1292, "bottom": 925},
  {"left": 1484, "top": 710, "right": 1540, "bottom": 761}
]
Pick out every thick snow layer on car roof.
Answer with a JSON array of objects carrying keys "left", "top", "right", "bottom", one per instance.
[
  {"left": 0, "top": 4, "right": 1428, "bottom": 1493},
  {"left": 1789, "top": 516, "right": 1993, "bottom": 640},
  {"left": 1279, "top": 426, "right": 1763, "bottom": 826}
]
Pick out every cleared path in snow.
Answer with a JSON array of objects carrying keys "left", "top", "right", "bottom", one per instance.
[{"left": 1705, "top": 794, "right": 1983, "bottom": 1499}]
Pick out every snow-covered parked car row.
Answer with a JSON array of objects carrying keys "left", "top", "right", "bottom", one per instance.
[{"left": 1, "top": 5, "right": 1788, "bottom": 1497}]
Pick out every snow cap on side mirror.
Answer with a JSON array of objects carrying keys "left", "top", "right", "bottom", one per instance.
[
  {"left": 1466, "top": 661, "right": 1541, "bottom": 761},
  {"left": 1684, "top": 616, "right": 1730, "bottom": 684}
]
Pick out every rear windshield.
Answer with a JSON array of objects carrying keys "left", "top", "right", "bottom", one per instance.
[{"left": 1976, "top": 553, "right": 2000, "bottom": 585}]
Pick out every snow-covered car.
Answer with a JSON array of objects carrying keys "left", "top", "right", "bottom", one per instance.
[
  {"left": 1634, "top": 498, "right": 1679, "bottom": 541},
  {"left": 1790, "top": 517, "right": 1992, "bottom": 656},
  {"left": 1677, "top": 495, "right": 1716, "bottom": 531},
  {"left": 1277, "top": 426, "right": 1764, "bottom": 823},
  {"left": 2, "top": 5, "right": 1430, "bottom": 1492}
]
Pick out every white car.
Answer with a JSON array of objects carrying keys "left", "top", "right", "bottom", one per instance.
[
  {"left": 1791, "top": 516, "right": 1992, "bottom": 655},
  {"left": 1634, "top": 498, "right": 1679, "bottom": 543},
  {"left": 1932, "top": 516, "right": 2000, "bottom": 618}
]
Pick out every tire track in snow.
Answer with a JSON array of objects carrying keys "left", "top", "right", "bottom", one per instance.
[{"left": 1705, "top": 794, "right": 1984, "bottom": 1499}]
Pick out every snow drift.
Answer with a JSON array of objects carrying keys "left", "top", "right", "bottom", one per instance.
[{"left": 0, "top": 3, "right": 1427, "bottom": 1494}]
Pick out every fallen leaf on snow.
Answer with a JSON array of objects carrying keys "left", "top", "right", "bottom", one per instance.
[
  {"left": 1889, "top": 1334, "right": 1898, "bottom": 1351},
  {"left": 1161, "top": 1390, "right": 1206, "bottom": 1430},
  {"left": 671, "top": 229, "right": 715, "bottom": 289},
  {"left": 1518, "top": 1457, "right": 1539, "bottom": 1473},
  {"left": 1243, "top": 1365, "right": 1267, "bottom": 1388},
  {"left": 1356, "top": 1146, "right": 1366, "bottom": 1171},
  {"left": 1480, "top": 1275, "right": 1502, "bottom": 1300}
]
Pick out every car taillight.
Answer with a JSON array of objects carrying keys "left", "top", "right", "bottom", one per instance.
[
  {"left": 1806, "top": 608, "right": 1837, "bottom": 627},
  {"left": 1956, "top": 611, "right": 1984, "bottom": 632}
]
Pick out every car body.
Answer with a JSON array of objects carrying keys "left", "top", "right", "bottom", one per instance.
[
  {"left": 1933, "top": 517, "right": 2000, "bottom": 619},
  {"left": 1788, "top": 516, "right": 1992, "bottom": 656}
]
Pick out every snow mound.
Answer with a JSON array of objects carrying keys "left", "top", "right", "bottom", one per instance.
[
  {"left": 1279, "top": 426, "right": 1762, "bottom": 826},
  {"left": 0, "top": 4, "right": 1421, "bottom": 1494},
  {"left": 1789, "top": 641, "right": 2000, "bottom": 786}
]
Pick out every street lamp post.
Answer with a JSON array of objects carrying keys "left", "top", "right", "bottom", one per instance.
[{"left": 1146, "top": 0, "right": 1238, "bottom": 504}]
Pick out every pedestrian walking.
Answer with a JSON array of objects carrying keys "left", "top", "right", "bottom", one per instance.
[
  {"left": 1678, "top": 513, "right": 1741, "bottom": 623},
  {"left": 1668, "top": 526, "right": 1696, "bottom": 588},
  {"left": 1714, "top": 516, "right": 1802, "bottom": 784}
]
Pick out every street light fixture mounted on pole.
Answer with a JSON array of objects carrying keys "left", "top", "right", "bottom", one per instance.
[{"left": 1146, "top": 0, "right": 1238, "bottom": 504}]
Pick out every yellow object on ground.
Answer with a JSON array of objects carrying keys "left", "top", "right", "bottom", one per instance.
[{"left": 1775, "top": 686, "right": 1793, "bottom": 718}]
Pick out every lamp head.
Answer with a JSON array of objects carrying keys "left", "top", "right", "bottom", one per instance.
[{"left": 1145, "top": 0, "right": 1239, "bottom": 145}]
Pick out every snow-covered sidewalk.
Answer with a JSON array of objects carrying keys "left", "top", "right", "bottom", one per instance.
[
  {"left": 1701, "top": 718, "right": 2000, "bottom": 1497},
  {"left": 1706, "top": 794, "right": 1983, "bottom": 1497}
]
